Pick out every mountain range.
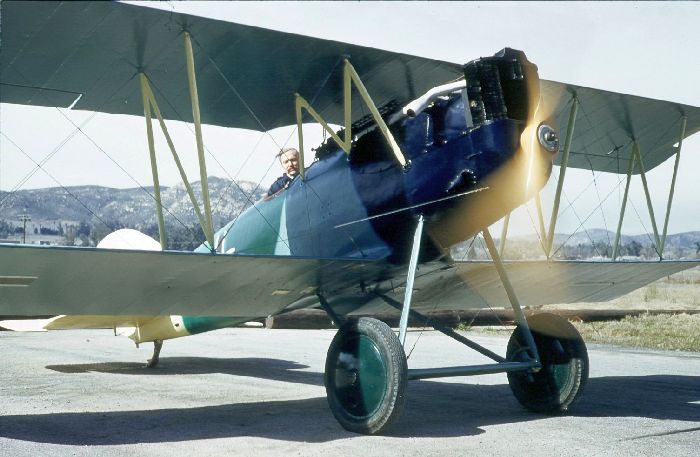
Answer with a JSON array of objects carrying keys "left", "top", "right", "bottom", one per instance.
[
  {"left": 1, "top": 178, "right": 698, "bottom": 258},
  {"left": 0, "top": 177, "right": 266, "bottom": 232}
]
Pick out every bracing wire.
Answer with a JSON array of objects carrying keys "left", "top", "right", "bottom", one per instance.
[
  {"left": 1, "top": 132, "right": 116, "bottom": 235},
  {"left": 0, "top": 111, "right": 98, "bottom": 208},
  {"left": 628, "top": 197, "right": 659, "bottom": 255},
  {"left": 551, "top": 174, "right": 627, "bottom": 258},
  {"left": 585, "top": 154, "right": 612, "bottom": 248},
  {"left": 144, "top": 75, "right": 290, "bottom": 251}
]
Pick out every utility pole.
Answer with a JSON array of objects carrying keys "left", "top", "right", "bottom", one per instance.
[{"left": 19, "top": 213, "right": 31, "bottom": 244}]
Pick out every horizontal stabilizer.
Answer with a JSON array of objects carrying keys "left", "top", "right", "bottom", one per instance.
[{"left": 0, "top": 318, "right": 54, "bottom": 332}]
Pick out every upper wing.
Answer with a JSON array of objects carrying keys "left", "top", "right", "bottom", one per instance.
[
  {"left": 0, "top": 1, "right": 461, "bottom": 131},
  {"left": 2, "top": 2, "right": 698, "bottom": 172},
  {"left": 542, "top": 80, "right": 700, "bottom": 174}
]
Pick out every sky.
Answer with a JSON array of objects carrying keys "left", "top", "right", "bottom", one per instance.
[{"left": 1, "top": 1, "right": 698, "bottom": 238}]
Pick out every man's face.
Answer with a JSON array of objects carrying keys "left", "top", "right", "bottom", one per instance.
[{"left": 280, "top": 151, "right": 300, "bottom": 177}]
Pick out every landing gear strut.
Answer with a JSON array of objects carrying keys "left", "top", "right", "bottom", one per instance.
[{"left": 146, "top": 339, "right": 163, "bottom": 368}]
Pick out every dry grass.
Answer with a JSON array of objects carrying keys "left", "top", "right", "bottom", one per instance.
[
  {"left": 472, "top": 313, "right": 700, "bottom": 352},
  {"left": 471, "top": 268, "right": 700, "bottom": 351},
  {"left": 572, "top": 313, "right": 700, "bottom": 352}
]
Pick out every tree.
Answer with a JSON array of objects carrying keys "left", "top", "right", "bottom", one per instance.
[
  {"left": 89, "top": 221, "right": 120, "bottom": 246},
  {"left": 627, "top": 240, "right": 642, "bottom": 257},
  {"left": 0, "top": 220, "right": 11, "bottom": 238},
  {"left": 166, "top": 223, "right": 206, "bottom": 251},
  {"left": 63, "top": 225, "right": 76, "bottom": 246}
]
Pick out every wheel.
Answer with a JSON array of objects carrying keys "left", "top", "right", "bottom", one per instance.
[
  {"left": 324, "top": 317, "right": 408, "bottom": 434},
  {"left": 506, "top": 313, "right": 589, "bottom": 414}
]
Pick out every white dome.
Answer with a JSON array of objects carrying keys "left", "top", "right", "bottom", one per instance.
[{"left": 97, "top": 229, "right": 161, "bottom": 251}]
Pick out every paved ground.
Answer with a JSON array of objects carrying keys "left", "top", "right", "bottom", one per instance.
[{"left": 0, "top": 327, "right": 698, "bottom": 456}]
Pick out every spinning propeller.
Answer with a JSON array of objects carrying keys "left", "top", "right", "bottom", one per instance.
[{"left": 519, "top": 71, "right": 562, "bottom": 198}]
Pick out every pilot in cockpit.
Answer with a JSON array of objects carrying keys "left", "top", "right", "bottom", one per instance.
[{"left": 267, "top": 147, "right": 300, "bottom": 196}]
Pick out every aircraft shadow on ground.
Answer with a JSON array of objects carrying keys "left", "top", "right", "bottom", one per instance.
[
  {"left": 0, "top": 373, "right": 697, "bottom": 445},
  {"left": 46, "top": 357, "right": 323, "bottom": 386}
]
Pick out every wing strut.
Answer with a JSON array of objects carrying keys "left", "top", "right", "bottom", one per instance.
[
  {"left": 481, "top": 228, "right": 540, "bottom": 364},
  {"left": 500, "top": 94, "right": 580, "bottom": 259},
  {"left": 136, "top": 32, "right": 217, "bottom": 250},
  {"left": 660, "top": 116, "right": 687, "bottom": 254},
  {"left": 398, "top": 214, "right": 424, "bottom": 345},
  {"left": 184, "top": 32, "right": 215, "bottom": 245},
  {"left": 635, "top": 142, "right": 662, "bottom": 255},
  {"left": 139, "top": 74, "right": 168, "bottom": 250},
  {"left": 295, "top": 59, "right": 407, "bottom": 180},
  {"left": 612, "top": 150, "right": 637, "bottom": 260},
  {"left": 372, "top": 221, "right": 543, "bottom": 379},
  {"left": 612, "top": 116, "right": 686, "bottom": 261},
  {"left": 545, "top": 95, "right": 579, "bottom": 257}
]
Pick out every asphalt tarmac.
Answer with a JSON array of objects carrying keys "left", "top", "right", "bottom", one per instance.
[{"left": 1, "top": 327, "right": 698, "bottom": 456}]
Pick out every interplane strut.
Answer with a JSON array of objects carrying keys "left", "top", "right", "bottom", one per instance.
[
  {"left": 295, "top": 59, "right": 407, "bottom": 180},
  {"left": 137, "top": 32, "right": 216, "bottom": 250}
]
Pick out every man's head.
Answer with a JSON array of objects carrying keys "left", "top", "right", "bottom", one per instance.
[{"left": 277, "top": 147, "right": 300, "bottom": 177}]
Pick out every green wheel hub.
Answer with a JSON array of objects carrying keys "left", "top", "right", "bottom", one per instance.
[{"left": 332, "top": 334, "right": 388, "bottom": 417}]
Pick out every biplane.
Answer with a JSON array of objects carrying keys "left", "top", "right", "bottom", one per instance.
[{"left": 1, "top": 1, "right": 699, "bottom": 435}]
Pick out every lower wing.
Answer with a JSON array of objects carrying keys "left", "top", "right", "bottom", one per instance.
[{"left": 1, "top": 242, "right": 695, "bottom": 318}]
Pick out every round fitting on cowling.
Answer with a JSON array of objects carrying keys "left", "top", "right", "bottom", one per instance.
[{"left": 537, "top": 124, "right": 559, "bottom": 153}]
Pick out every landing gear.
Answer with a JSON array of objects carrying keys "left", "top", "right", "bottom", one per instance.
[
  {"left": 324, "top": 317, "right": 408, "bottom": 435},
  {"left": 320, "top": 223, "right": 590, "bottom": 434},
  {"left": 506, "top": 313, "right": 588, "bottom": 413},
  {"left": 146, "top": 339, "right": 163, "bottom": 368}
]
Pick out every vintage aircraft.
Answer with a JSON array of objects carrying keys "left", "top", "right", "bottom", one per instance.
[{"left": 1, "top": 2, "right": 699, "bottom": 434}]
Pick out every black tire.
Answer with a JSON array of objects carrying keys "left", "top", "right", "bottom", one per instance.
[
  {"left": 324, "top": 317, "right": 408, "bottom": 435},
  {"left": 506, "top": 313, "right": 589, "bottom": 414}
]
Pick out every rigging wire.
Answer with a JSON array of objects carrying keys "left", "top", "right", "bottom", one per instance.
[
  {"left": 524, "top": 201, "right": 548, "bottom": 254},
  {"left": 0, "top": 60, "right": 139, "bottom": 207},
  {"left": 628, "top": 197, "right": 659, "bottom": 256},
  {"left": 546, "top": 167, "right": 607, "bottom": 258},
  {"left": 0, "top": 111, "right": 98, "bottom": 208},
  {"left": 45, "top": 94, "right": 198, "bottom": 238},
  {"left": 457, "top": 234, "right": 479, "bottom": 261},
  {"left": 585, "top": 155, "right": 612, "bottom": 248},
  {"left": 1, "top": 65, "right": 202, "bottom": 245},
  {"left": 551, "top": 174, "right": 627, "bottom": 258},
  {"left": 144, "top": 74, "right": 292, "bottom": 253},
  {"left": 1, "top": 132, "right": 116, "bottom": 235}
]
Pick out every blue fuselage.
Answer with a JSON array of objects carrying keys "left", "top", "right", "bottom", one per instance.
[
  {"left": 206, "top": 97, "right": 535, "bottom": 264},
  {"left": 202, "top": 48, "right": 555, "bottom": 267}
]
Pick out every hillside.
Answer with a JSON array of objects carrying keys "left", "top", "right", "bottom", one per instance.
[
  {"left": 0, "top": 177, "right": 265, "bottom": 249},
  {"left": 1, "top": 179, "right": 698, "bottom": 258}
]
